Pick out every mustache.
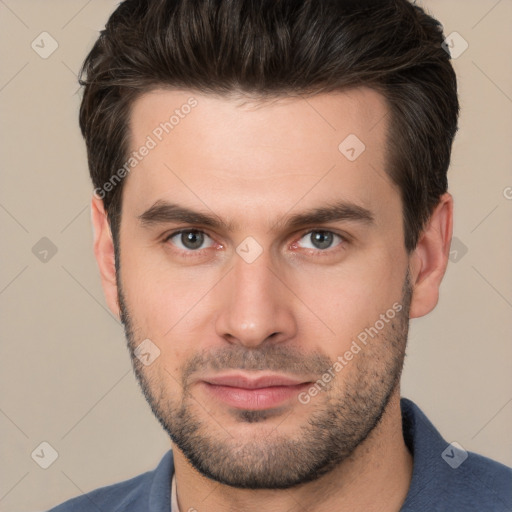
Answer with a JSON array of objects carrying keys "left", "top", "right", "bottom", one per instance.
[{"left": 180, "top": 345, "right": 332, "bottom": 387}]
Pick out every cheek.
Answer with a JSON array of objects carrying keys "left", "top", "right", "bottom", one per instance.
[
  {"left": 290, "top": 252, "right": 405, "bottom": 344},
  {"left": 120, "top": 254, "right": 218, "bottom": 378},
  {"left": 120, "top": 243, "right": 207, "bottom": 330}
]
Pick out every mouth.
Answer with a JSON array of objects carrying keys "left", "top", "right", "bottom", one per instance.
[{"left": 200, "top": 373, "right": 312, "bottom": 410}]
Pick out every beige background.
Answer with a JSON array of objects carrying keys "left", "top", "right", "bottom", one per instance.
[{"left": 1, "top": 1, "right": 511, "bottom": 510}]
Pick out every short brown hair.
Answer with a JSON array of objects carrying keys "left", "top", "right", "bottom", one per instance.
[{"left": 79, "top": 0, "right": 459, "bottom": 252}]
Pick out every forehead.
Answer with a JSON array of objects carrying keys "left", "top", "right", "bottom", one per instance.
[{"left": 123, "top": 87, "right": 398, "bottom": 227}]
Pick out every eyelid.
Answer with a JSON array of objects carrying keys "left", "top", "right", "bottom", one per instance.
[
  {"left": 163, "top": 227, "right": 213, "bottom": 241},
  {"left": 164, "top": 228, "right": 218, "bottom": 254},
  {"left": 292, "top": 229, "right": 349, "bottom": 252}
]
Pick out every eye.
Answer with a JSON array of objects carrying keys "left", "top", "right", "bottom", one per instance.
[
  {"left": 295, "top": 230, "right": 345, "bottom": 251},
  {"left": 165, "top": 230, "right": 215, "bottom": 251}
]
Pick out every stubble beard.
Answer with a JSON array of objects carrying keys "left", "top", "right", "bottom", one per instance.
[{"left": 118, "top": 269, "right": 412, "bottom": 489}]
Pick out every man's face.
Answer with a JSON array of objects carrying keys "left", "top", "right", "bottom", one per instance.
[{"left": 116, "top": 87, "right": 412, "bottom": 488}]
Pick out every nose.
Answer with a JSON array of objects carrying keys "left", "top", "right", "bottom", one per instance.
[{"left": 214, "top": 249, "right": 298, "bottom": 348}]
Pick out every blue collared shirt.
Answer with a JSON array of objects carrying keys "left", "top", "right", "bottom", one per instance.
[{"left": 47, "top": 398, "right": 512, "bottom": 511}]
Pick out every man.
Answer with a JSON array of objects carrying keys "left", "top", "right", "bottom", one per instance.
[{"left": 48, "top": 0, "right": 512, "bottom": 510}]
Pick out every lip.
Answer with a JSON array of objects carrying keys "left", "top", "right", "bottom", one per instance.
[
  {"left": 200, "top": 373, "right": 312, "bottom": 410},
  {"left": 203, "top": 373, "right": 309, "bottom": 389}
]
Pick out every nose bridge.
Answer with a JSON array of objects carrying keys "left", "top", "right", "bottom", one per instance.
[
  {"left": 232, "top": 250, "right": 276, "bottom": 313},
  {"left": 214, "top": 246, "right": 296, "bottom": 347}
]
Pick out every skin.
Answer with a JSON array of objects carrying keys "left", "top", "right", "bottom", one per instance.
[{"left": 91, "top": 87, "right": 453, "bottom": 511}]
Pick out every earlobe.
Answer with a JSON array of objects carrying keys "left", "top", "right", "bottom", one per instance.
[
  {"left": 90, "top": 195, "right": 121, "bottom": 320},
  {"left": 408, "top": 192, "right": 453, "bottom": 319}
]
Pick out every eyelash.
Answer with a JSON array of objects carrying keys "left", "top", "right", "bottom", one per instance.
[{"left": 163, "top": 229, "right": 349, "bottom": 258}]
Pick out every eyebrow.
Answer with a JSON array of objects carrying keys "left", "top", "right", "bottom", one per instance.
[{"left": 137, "top": 199, "right": 374, "bottom": 232}]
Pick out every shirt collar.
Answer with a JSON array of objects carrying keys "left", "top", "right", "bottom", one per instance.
[{"left": 171, "top": 471, "right": 180, "bottom": 512}]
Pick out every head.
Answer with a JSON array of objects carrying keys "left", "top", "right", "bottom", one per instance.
[{"left": 83, "top": 0, "right": 457, "bottom": 489}]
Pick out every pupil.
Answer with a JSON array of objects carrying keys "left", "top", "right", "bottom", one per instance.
[
  {"left": 182, "top": 231, "right": 203, "bottom": 249},
  {"left": 312, "top": 231, "right": 332, "bottom": 250}
]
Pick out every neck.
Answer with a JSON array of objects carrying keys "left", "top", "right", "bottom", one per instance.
[{"left": 172, "top": 389, "right": 413, "bottom": 512}]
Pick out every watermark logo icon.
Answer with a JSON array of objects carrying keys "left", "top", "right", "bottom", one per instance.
[
  {"left": 31, "top": 32, "right": 59, "bottom": 59},
  {"left": 338, "top": 134, "right": 366, "bottom": 162},
  {"left": 134, "top": 338, "right": 161, "bottom": 366},
  {"left": 449, "top": 236, "right": 468, "bottom": 263},
  {"left": 32, "top": 237, "right": 58, "bottom": 263},
  {"left": 31, "top": 441, "right": 59, "bottom": 469},
  {"left": 236, "top": 236, "right": 263, "bottom": 264},
  {"left": 441, "top": 441, "right": 468, "bottom": 469},
  {"left": 441, "top": 32, "right": 468, "bottom": 59}
]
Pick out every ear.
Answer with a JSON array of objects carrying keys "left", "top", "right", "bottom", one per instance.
[
  {"left": 91, "top": 195, "right": 121, "bottom": 320},
  {"left": 408, "top": 192, "right": 453, "bottom": 319}
]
